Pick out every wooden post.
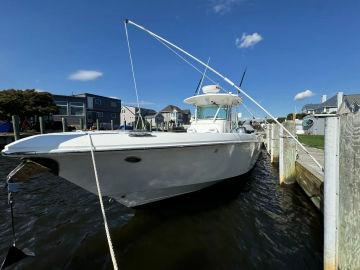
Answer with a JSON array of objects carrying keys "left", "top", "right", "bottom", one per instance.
[
  {"left": 79, "top": 118, "right": 84, "bottom": 130},
  {"left": 96, "top": 119, "right": 100, "bottom": 130},
  {"left": 337, "top": 111, "right": 360, "bottom": 269},
  {"left": 39, "top": 116, "right": 44, "bottom": 134},
  {"left": 111, "top": 120, "right": 114, "bottom": 130},
  {"left": 279, "top": 121, "right": 296, "bottom": 184},
  {"left": 265, "top": 124, "right": 269, "bottom": 150},
  {"left": 12, "top": 115, "right": 20, "bottom": 141},
  {"left": 267, "top": 124, "right": 272, "bottom": 154},
  {"left": 324, "top": 116, "right": 340, "bottom": 270},
  {"left": 61, "top": 117, "right": 67, "bottom": 132},
  {"left": 271, "top": 123, "right": 280, "bottom": 163}
]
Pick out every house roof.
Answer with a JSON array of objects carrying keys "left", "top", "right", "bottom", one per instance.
[
  {"left": 302, "top": 93, "right": 338, "bottom": 111},
  {"left": 344, "top": 94, "right": 360, "bottom": 106},
  {"left": 160, "top": 105, "right": 183, "bottom": 113},
  {"left": 321, "top": 95, "right": 337, "bottom": 107},
  {"left": 302, "top": 103, "right": 320, "bottom": 111},
  {"left": 302, "top": 93, "right": 360, "bottom": 112}
]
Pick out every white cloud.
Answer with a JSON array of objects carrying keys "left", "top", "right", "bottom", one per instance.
[
  {"left": 294, "top": 89, "right": 315, "bottom": 100},
  {"left": 236, "top": 33, "right": 263, "bottom": 48},
  {"left": 211, "top": 0, "right": 243, "bottom": 15},
  {"left": 68, "top": 70, "right": 103, "bottom": 81}
]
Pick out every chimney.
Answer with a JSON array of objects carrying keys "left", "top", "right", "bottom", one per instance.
[
  {"left": 321, "top": 95, "right": 327, "bottom": 103},
  {"left": 337, "top": 92, "right": 344, "bottom": 109}
]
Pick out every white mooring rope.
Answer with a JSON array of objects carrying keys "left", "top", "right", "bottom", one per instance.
[
  {"left": 88, "top": 133, "right": 119, "bottom": 270},
  {"left": 124, "top": 19, "right": 324, "bottom": 171}
]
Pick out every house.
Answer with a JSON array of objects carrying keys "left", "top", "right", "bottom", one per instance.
[
  {"left": 53, "top": 93, "right": 121, "bottom": 129},
  {"left": 302, "top": 92, "right": 343, "bottom": 114},
  {"left": 144, "top": 112, "right": 165, "bottom": 129},
  {"left": 159, "top": 105, "right": 191, "bottom": 127},
  {"left": 302, "top": 92, "right": 360, "bottom": 115},
  {"left": 75, "top": 93, "right": 121, "bottom": 128},
  {"left": 53, "top": 94, "right": 86, "bottom": 127},
  {"left": 120, "top": 105, "right": 156, "bottom": 127},
  {"left": 301, "top": 92, "right": 360, "bottom": 135}
]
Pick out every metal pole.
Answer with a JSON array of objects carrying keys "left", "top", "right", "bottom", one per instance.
[
  {"left": 12, "top": 115, "right": 20, "bottom": 141},
  {"left": 96, "top": 119, "right": 100, "bottom": 130},
  {"left": 111, "top": 120, "right": 114, "bottom": 130},
  {"left": 39, "top": 116, "right": 44, "bottom": 134},
  {"left": 324, "top": 116, "right": 340, "bottom": 270},
  {"left": 61, "top": 117, "right": 67, "bottom": 132},
  {"left": 79, "top": 118, "right": 84, "bottom": 130},
  {"left": 125, "top": 19, "right": 323, "bottom": 171}
]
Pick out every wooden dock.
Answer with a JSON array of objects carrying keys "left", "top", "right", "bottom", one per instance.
[{"left": 264, "top": 111, "right": 360, "bottom": 270}]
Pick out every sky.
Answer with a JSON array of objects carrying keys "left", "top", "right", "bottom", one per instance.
[{"left": 1, "top": 0, "right": 360, "bottom": 118}]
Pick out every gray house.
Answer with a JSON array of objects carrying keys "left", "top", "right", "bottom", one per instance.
[
  {"left": 53, "top": 94, "right": 86, "bottom": 127},
  {"left": 53, "top": 93, "right": 121, "bottom": 129},
  {"left": 75, "top": 93, "right": 121, "bottom": 128},
  {"left": 302, "top": 92, "right": 360, "bottom": 115}
]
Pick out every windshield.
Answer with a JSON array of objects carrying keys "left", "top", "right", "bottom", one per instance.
[{"left": 196, "top": 105, "right": 228, "bottom": 120}]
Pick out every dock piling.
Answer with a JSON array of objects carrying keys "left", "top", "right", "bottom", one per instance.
[
  {"left": 337, "top": 111, "right": 360, "bottom": 269},
  {"left": 96, "top": 119, "right": 100, "bottom": 130},
  {"left": 79, "top": 118, "right": 84, "bottom": 130},
  {"left": 61, "top": 117, "right": 67, "bottom": 132},
  {"left": 279, "top": 121, "right": 296, "bottom": 184},
  {"left": 12, "top": 115, "right": 20, "bottom": 141},
  {"left": 111, "top": 120, "right": 114, "bottom": 130},
  {"left": 39, "top": 116, "right": 44, "bottom": 134},
  {"left": 270, "top": 123, "right": 280, "bottom": 163},
  {"left": 323, "top": 116, "right": 340, "bottom": 270}
]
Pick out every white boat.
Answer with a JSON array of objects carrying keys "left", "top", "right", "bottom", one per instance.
[{"left": 2, "top": 86, "right": 262, "bottom": 207}]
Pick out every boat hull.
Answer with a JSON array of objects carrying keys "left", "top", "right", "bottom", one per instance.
[{"left": 45, "top": 141, "right": 261, "bottom": 207}]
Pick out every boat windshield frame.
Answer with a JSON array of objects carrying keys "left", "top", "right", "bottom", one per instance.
[{"left": 196, "top": 105, "right": 229, "bottom": 121}]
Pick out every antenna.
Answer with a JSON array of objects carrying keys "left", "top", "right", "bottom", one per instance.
[
  {"left": 194, "top": 57, "right": 210, "bottom": 95},
  {"left": 239, "top": 67, "right": 247, "bottom": 88}
]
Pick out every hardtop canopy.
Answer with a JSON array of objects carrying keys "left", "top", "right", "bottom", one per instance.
[{"left": 184, "top": 93, "right": 242, "bottom": 107}]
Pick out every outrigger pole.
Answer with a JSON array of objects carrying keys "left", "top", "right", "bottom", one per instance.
[{"left": 124, "top": 19, "right": 323, "bottom": 171}]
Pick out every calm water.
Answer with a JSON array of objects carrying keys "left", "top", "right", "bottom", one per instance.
[{"left": 0, "top": 150, "right": 323, "bottom": 269}]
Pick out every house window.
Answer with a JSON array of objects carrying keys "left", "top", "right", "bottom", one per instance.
[
  {"left": 110, "top": 101, "right": 117, "bottom": 107},
  {"left": 70, "top": 102, "right": 84, "bottom": 116},
  {"left": 97, "top": 112, "right": 104, "bottom": 118},
  {"left": 55, "top": 101, "right": 68, "bottom": 116},
  {"left": 95, "top": 98, "right": 102, "bottom": 105}
]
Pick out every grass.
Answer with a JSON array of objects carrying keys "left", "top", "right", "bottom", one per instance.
[{"left": 298, "top": 134, "right": 324, "bottom": 149}]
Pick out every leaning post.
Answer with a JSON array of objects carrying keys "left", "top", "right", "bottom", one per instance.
[
  {"left": 279, "top": 121, "right": 296, "bottom": 184},
  {"left": 61, "top": 117, "right": 67, "bottom": 132},
  {"left": 39, "top": 116, "right": 44, "bottom": 134},
  {"left": 323, "top": 116, "right": 340, "bottom": 270},
  {"left": 12, "top": 115, "right": 20, "bottom": 141}
]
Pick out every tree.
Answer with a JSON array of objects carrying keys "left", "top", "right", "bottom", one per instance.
[
  {"left": 0, "top": 89, "right": 58, "bottom": 120},
  {"left": 286, "top": 113, "right": 307, "bottom": 120}
]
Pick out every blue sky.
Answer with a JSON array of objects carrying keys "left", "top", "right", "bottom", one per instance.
[{"left": 1, "top": 0, "right": 360, "bottom": 117}]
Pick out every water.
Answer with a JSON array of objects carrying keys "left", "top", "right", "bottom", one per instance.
[{"left": 0, "top": 150, "right": 323, "bottom": 269}]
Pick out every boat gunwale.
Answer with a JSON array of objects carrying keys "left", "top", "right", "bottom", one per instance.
[{"left": 2, "top": 139, "right": 262, "bottom": 157}]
